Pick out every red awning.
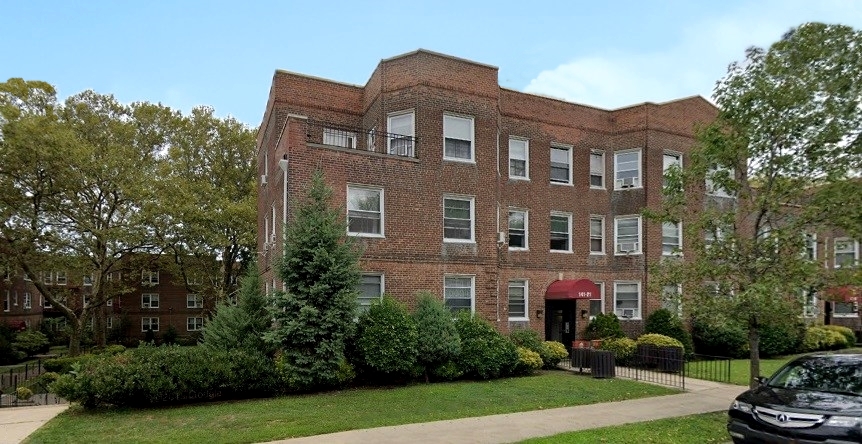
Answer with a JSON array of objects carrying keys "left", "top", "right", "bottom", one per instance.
[
  {"left": 545, "top": 279, "right": 601, "bottom": 300},
  {"left": 823, "top": 286, "right": 862, "bottom": 303}
]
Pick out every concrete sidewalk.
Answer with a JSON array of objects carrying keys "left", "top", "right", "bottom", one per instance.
[
  {"left": 264, "top": 377, "right": 743, "bottom": 444},
  {"left": 0, "top": 404, "right": 69, "bottom": 444}
]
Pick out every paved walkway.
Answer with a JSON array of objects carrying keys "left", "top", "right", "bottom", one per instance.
[{"left": 0, "top": 375, "right": 744, "bottom": 444}]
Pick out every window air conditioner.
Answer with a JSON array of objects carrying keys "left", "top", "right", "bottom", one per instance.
[
  {"left": 618, "top": 242, "right": 638, "bottom": 253},
  {"left": 621, "top": 308, "right": 636, "bottom": 318},
  {"left": 618, "top": 177, "right": 636, "bottom": 188}
]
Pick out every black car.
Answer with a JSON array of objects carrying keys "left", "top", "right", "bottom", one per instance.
[{"left": 727, "top": 353, "right": 862, "bottom": 443}]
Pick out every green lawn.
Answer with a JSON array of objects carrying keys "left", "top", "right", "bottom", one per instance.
[
  {"left": 26, "top": 371, "right": 676, "bottom": 444},
  {"left": 700, "top": 347, "right": 862, "bottom": 386},
  {"left": 520, "top": 412, "right": 728, "bottom": 443}
]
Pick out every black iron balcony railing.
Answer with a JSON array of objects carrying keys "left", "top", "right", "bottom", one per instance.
[{"left": 306, "top": 120, "right": 418, "bottom": 159}]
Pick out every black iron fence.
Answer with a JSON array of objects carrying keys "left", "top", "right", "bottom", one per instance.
[
  {"left": 0, "top": 357, "right": 68, "bottom": 408},
  {"left": 305, "top": 120, "right": 418, "bottom": 159}
]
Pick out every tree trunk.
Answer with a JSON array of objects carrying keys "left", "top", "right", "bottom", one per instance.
[
  {"left": 748, "top": 325, "right": 760, "bottom": 389},
  {"left": 68, "top": 318, "right": 84, "bottom": 357},
  {"left": 94, "top": 308, "right": 107, "bottom": 348}
]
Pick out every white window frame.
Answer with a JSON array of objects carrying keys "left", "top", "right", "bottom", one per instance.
[
  {"left": 322, "top": 127, "right": 357, "bottom": 149},
  {"left": 589, "top": 282, "right": 604, "bottom": 320},
  {"left": 662, "top": 221, "right": 682, "bottom": 256},
  {"left": 270, "top": 205, "right": 277, "bottom": 244},
  {"left": 443, "top": 274, "right": 475, "bottom": 315},
  {"left": 141, "top": 293, "right": 159, "bottom": 309},
  {"left": 3, "top": 290, "right": 9, "bottom": 312},
  {"left": 55, "top": 271, "right": 67, "bottom": 286},
  {"left": 802, "top": 290, "right": 818, "bottom": 318},
  {"left": 508, "top": 209, "right": 529, "bottom": 251},
  {"left": 83, "top": 273, "right": 93, "bottom": 286},
  {"left": 550, "top": 144, "right": 572, "bottom": 185},
  {"left": 550, "top": 211, "right": 572, "bottom": 253},
  {"left": 834, "top": 300, "right": 859, "bottom": 318},
  {"left": 803, "top": 233, "right": 817, "bottom": 261},
  {"left": 347, "top": 185, "right": 384, "bottom": 238},
  {"left": 142, "top": 270, "right": 159, "bottom": 285},
  {"left": 613, "top": 281, "right": 642, "bottom": 320},
  {"left": 443, "top": 114, "right": 475, "bottom": 163},
  {"left": 508, "top": 137, "right": 529, "bottom": 180},
  {"left": 443, "top": 195, "right": 475, "bottom": 243},
  {"left": 706, "top": 165, "right": 735, "bottom": 198},
  {"left": 614, "top": 215, "right": 642, "bottom": 255},
  {"left": 367, "top": 126, "right": 376, "bottom": 152},
  {"left": 106, "top": 298, "right": 112, "bottom": 307},
  {"left": 662, "top": 152, "right": 682, "bottom": 189},
  {"left": 106, "top": 316, "right": 113, "bottom": 329},
  {"left": 834, "top": 238, "right": 859, "bottom": 268},
  {"left": 507, "top": 279, "right": 528, "bottom": 321},
  {"left": 141, "top": 317, "right": 159, "bottom": 332},
  {"left": 42, "top": 271, "right": 52, "bottom": 285},
  {"left": 387, "top": 110, "right": 415, "bottom": 157},
  {"left": 614, "top": 149, "right": 642, "bottom": 190},
  {"left": 662, "top": 284, "right": 683, "bottom": 317},
  {"left": 187, "top": 317, "right": 204, "bottom": 332},
  {"left": 23, "top": 292, "right": 31, "bottom": 310},
  {"left": 590, "top": 150, "right": 605, "bottom": 189},
  {"left": 589, "top": 216, "right": 605, "bottom": 255},
  {"left": 357, "top": 273, "right": 384, "bottom": 314},
  {"left": 186, "top": 294, "right": 203, "bottom": 309}
]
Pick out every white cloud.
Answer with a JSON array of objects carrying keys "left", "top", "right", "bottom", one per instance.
[{"left": 524, "top": 1, "right": 862, "bottom": 109}]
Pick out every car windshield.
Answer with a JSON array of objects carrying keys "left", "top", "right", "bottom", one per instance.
[{"left": 768, "top": 356, "right": 862, "bottom": 396}]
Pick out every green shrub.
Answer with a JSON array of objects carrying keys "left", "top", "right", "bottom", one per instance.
[
  {"left": 758, "top": 321, "right": 805, "bottom": 357},
  {"left": 430, "top": 360, "right": 463, "bottom": 381},
  {"left": 514, "top": 347, "right": 543, "bottom": 375},
  {"left": 39, "top": 371, "right": 60, "bottom": 386},
  {"left": 542, "top": 341, "right": 569, "bottom": 368},
  {"left": 16, "top": 386, "right": 33, "bottom": 400},
  {"left": 801, "top": 326, "right": 848, "bottom": 352},
  {"left": 412, "top": 292, "right": 461, "bottom": 381},
  {"left": 44, "top": 355, "right": 96, "bottom": 374},
  {"left": 355, "top": 296, "right": 419, "bottom": 382},
  {"left": 692, "top": 317, "right": 748, "bottom": 358},
  {"left": 49, "top": 344, "right": 277, "bottom": 408},
  {"left": 644, "top": 309, "right": 693, "bottom": 357},
  {"left": 454, "top": 313, "right": 518, "bottom": 380},
  {"left": 12, "top": 330, "right": 50, "bottom": 356},
  {"left": 583, "top": 313, "right": 625, "bottom": 340},
  {"left": 509, "top": 328, "right": 560, "bottom": 369},
  {"left": 203, "top": 264, "right": 272, "bottom": 355},
  {"left": 162, "top": 325, "right": 179, "bottom": 345},
  {"left": 636, "top": 333, "right": 684, "bottom": 349},
  {"left": 598, "top": 337, "right": 637, "bottom": 365},
  {"left": 826, "top": 330, "right": 849, "bottom": 350},
  {"left": 822, "top": 325, "right": 855, "bottom": 346}
]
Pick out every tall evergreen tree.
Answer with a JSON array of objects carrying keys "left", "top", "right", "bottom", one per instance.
[
  {"left": 201, "top": 263, "right": 270, "bottom": 353},
  {"left": 264, "top": 171, "right": 361, "bottom": 391}
]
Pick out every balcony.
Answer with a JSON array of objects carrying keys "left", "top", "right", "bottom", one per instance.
[{"left": 306, "top": 120, "right": 418, "bottom": 159}]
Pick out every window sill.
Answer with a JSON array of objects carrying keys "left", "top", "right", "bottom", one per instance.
[
  {"left": 590, "top": 186, "right": 606, "bottom": 190},
  {"left": 444, "top": 239, "right": 476, "bottom": 244},
  {"left": 614, "top": 252, "right": 643, "bottom": 256},
  {"left": 508, "top": 317, "right": 529, "bottom": 322},
  {"left": 509, "top": 176, "right": 530, "bottom": 182},
  {"left": 508, "top": 247, "right": 529, "bottom": 252},
  {"left": 550, "top": 250, "right": 573, "bottom": 254},
  {"left": 550, "top": 182, "right": 573, "bottom": 187},
  {"left": 348, "top": 232, "right": 385, "bottom": 239},
  {"left": 832, "top": 314, "right": 859, "bottom": 318},
  {"left": 443, "top": 157, "right": 476, "bottom": 164},
  {"left": 589, "top": 252, "right": 606, "bottom": 256},
  {"left": 613, "top": 186, "right": 643, "bottom": 191}
]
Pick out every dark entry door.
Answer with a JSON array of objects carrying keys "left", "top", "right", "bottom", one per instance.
[{"left": 545, "top": 300, "right": 576, "bottom": 350}]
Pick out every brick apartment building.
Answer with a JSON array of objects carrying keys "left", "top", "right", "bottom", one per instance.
[{"left": 255, "top": 49, "right": 860, "bottom": 343}]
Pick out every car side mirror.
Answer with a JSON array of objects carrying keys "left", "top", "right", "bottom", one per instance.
[{"left": 756, "top": 376, "right": 768, "bottom": 385}]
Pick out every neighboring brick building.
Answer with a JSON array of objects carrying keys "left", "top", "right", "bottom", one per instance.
[{"left": 255, "top": 49, "right": 858, "bottom": 343}]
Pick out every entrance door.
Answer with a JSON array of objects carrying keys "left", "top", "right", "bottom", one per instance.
[{"left": 545, "top": 300, "right": 576, "bottom": 350}]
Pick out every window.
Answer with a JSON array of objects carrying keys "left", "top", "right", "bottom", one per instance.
[
  {"left": 264, "top": 213, "right": 270, "bottom": 246},
  {"left": 443, "top": 196, "right": 474, "bottom": 242},
  {"left": 82, "top": 295, "right": 90, "bottom": 307},
  {"left": 590, "top": 151, "right": 605, "bottom": 188},
  {"left": 187, "top": 317, "right": 204, "bottom": 331},
  {"left": 347, "top": 186, "right": 383, "bottom": 236},
  {"left": 550, "top": 146, "right": 572, "bottom": 184},
  {"left": 443, "top": 114, "right": 474, "bottom": 161},
  {"left": 142, "top": 270, "right": 159, "bottom": 285},
  {"left": 388, "top": 111, "right": 414, "bottom": 157},
  {"left": 802, "top": 290, "right": 818, "bottom": 318},
  {"left": 509, "top": 138, "right": 529, "bottom": 179},
  {"left": 43, "top": 295, "right": 52, "bottom": 309},
  {"left": 614, "top": 282, "right": 641, "bottom": 319},
  {"left": 590, "top": 282, "right": 604, "bottom": 318},
  {"left": 186, "top": 294, "right": 203, "bottom": 309},
  {"left": 270, "top": 205, "right": 276, "bottom": 243},
  {"left": 663, "top": 152, "right": 682, "bottom": 189},
  {"left": 834, "top": 238, "right": 858, "bottom": 268},
  {"left": 367, "top": 127, "right": 376, "bottom": 152},
  {"left": 662, "top": 284, "right": 682, "bottom": 316},
  {"left": 357, "top": 274, "right": 383, "bottom": 314},
  {"left": 662, "top": 221, "right": 682, "bottom": 256},
  {"left": 83, "top": 274, "right": 93, "bottom": 286},
  {"left": 704, "top": 225, "right": 727, "bottom": 248},
  {"left": 141, "top": 293, "right": 159, "bottom": 309},
  {"left": 23, "top": 293, "right": 31, "bottom": 310},
  {"left": 550, "top": 212, "right": 572, "bottom": 252},
  {"left": 141, "top": 317, "right": 159, "bottom": 332},
  {"left": 614, "top": 216, "right": 642, "bottom": 254},
  {"left": 706, "top": 165, "right": 735, "bottom": 197},
  {"left": 3, "top": 291, "right": 8, "bottom": 312},
  {"left": 323, "top": 127, "right": 357, "bottom": 148},
  {"left": 42, "top": 271, "right": 52, "bottom": 285},
  {"left": 803, "top": 233, "right": 817, "bottom": 261},
  {"left": 834, "top": 301, "right": 858, "bottom": 317},
  {"left": 589, "top": 216, "right": 604, "bottom": 254},
  {"left": 444, "top": 275, "right": 474, "bottom": 314},
  {"left": 508, "top": 209, "right": 528, "bottom": 250},
  {"left": 55, "top": 271, "right": 67, "bottom": 285},
  {"left": 106, "top": 317, "right": 113, "bottom": 329},
  {"left": 614, "top": 150, "right": 641, "bottom": 189},
  {"left": 106, "top": 298, "right": 112, "bottom": 307},
  {"left": 508, "top": 280, "right": 528, "bottom": 320}
]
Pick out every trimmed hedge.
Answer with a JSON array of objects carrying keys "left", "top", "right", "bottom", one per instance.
[
  {"left": 542, "top": 341, "right": 568, "bottom": 368},
  {"left": 644, "top": 309, "right": 693, "bottom": 357},
  {"left": 514, "top": 347, "right": 543, "bottom": 375},
  {"left": 50, "top": 344, "right": 277, "bottom": 408},
  {"left": 802, "top": 326, "right": 850, "bottom": 352},
  {"left": 692, "top": 317, "right": 748, "bottom": 358},
  {"left": 636, "top": 333, "right": 684, "bottom": 349},
  {"left": 509, "top": 329, "right": 567, "bottom": 369},
  {"left": 355, "top": 296, "right": 419, "bottom": 382},
  {"left": 412, "top": 293, "right": 461, "bottom": 381},
  {"left": 598, "top": 337, "right": 637, "bottom": 365},
  {"left": 758, "top": 321, "right": 805, "bottom": 357},
  {"left": 584, "top": 313, "right": 625, "bottom": 340},
  {"left": 821, "top": 325, "right": 855, "bottom": 346},
  {"left": 454, "top": 313, "right": 518, "bottom": 380}
]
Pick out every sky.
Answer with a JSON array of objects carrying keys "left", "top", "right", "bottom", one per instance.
[{"left": 3, "top": 0, "right": 861, "bottom": 127}]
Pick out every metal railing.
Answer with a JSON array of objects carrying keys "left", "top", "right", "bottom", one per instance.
[
  {"left": 0, "top": 358, "right": 67, "bottom": 408},
  {"left": 306, "top": 120, "right": 418, "bottom": 159}
]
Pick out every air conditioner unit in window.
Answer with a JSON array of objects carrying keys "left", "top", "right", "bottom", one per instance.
[
  {"left": 260, "top": 174, "right": 267, "bottom": 186},
  {"left": 618, "top": 242, "right": 638, "bottom": 253},
  {"left": 621, "top": 308, "right": 635, "bottom": 319},
  {"left": 617, "top": 177, "right": 637, "bottom": 188},
  {"left": 497, "top": 231, "right": 506, "bottom": 244}
]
